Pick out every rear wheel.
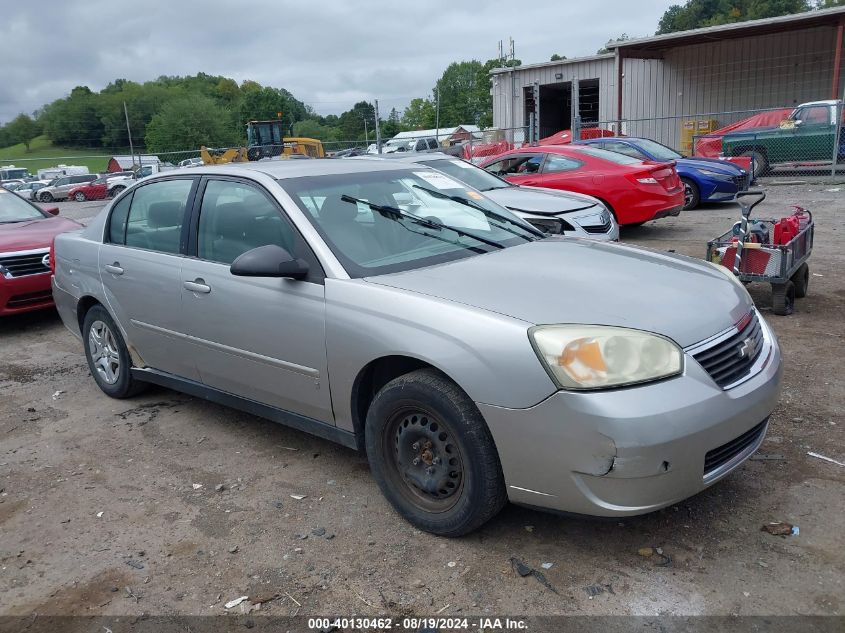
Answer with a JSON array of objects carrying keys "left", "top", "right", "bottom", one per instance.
[
  {"left": 73, "top": 191, "right": 86, "bottom": 202},
  {"left": 771, "top": 280, "right": 795, "bottom": 316},
  {"left": 739, "top": 149, "right": 768, "bottom": 178},
  {"left": 681, "top": 177, "right": 700, "bottom": 210},
  {"left": 82, "top": 305, "right": 147, "bottom": 398},
  {"left": 365, "top": 369, "right": 506, "bottom": 536},
  {"left": 791, "top": 262, "right": 809, "bottom": 298}
]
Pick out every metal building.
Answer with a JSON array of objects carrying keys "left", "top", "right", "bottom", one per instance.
[{"left": 491, "top": 6, "right": 845, "bottom": 149}]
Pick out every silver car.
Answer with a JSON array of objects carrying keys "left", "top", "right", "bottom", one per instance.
[
  {"left": 364, "top": 153, "right": 619, "bottom": 240},
  {"left": 11, "top": 180, "right": 51, "bottom": 200},
  {"left": 37, "top": 174, "right": 97, "bottom": 202},
  {"left": 52, "top": 160, "right": 782, "bottom": 536}
]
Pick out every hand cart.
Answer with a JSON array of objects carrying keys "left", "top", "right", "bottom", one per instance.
[{"left": 706, "top": 191, "right": 814, "bottom": 316}]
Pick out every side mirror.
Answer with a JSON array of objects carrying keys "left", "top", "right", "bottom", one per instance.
[
  {"left": 230, "top": 244, "right": 308, "bottom": 280},
  {"left": 44, "top": 206, "right": 60, "bottom": 216}
]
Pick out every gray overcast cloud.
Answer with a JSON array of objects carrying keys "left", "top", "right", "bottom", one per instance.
[{"left": 0, "top": 0, "right": 670, "bottom": 123}]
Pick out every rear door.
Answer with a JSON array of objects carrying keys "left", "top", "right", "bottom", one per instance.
[
  {"left": 99, "top": 177, "right": 200, "bottom": 380},
  {"left": 179, "top": 177, "right": 332, "bottom": 422}
]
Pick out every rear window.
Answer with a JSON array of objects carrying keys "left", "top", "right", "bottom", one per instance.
[{"left": 571, "top": 146, "right": 642, "bottom": 165}]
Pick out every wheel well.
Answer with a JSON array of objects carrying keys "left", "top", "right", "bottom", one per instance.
[
  {"left": 350, "top": 355, "right": 439, "bottom": 451},
  {"left": 76, "top": 296, "right": 101, "bottom": 334},
  {"left": 593, "top": 196, "right": 617, "bottom": 221},
  {"left": 733, "top": 145, "right": 768, "bottom": 159}
]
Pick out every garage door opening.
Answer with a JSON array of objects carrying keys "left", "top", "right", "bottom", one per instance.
[{"left": 524, "top": 78, "right": 601, "bottom": 139}]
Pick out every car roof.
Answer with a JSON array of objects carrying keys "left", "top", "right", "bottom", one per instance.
[
  {"left": 174, "top": 158, "right": 424, "bottom": 180},
  {"left": 352, "top": 152, "right": 456, "bottom": 164}
]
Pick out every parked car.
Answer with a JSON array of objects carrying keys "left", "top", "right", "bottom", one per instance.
[
  {"left": 53, "top": 160, "right": 782, "bottom": 536},
  {"left": 366, "top": 153, "right": 619, "bottom": 240},
  {"left": 480, "top": 145, "right": 685, "bottom": 226},
  {"left": 721, "top": 100, "right": 845, "bottom": 177},
  {"left": 12, "top": 180, "right": 51, "bottom": 200},
  {"left": 37, "top": 174, "right": 98, "bottom": 202},
  {"left": 383, "top": 136, "right": 441, "bottom": 153},
  {"left": 578, "top": 137, "right": 750, "bottom": 209},
  {"left": 1, "top": 189, "right": 81, "bottom": 316},
  {"left": 107, "top": 163, "right": 175, "bottom": 197},
  {"left": 2, "top": 182, "right": 23, "bottom": 191},
  {"left": 68, "top": 176, "right": 110, "bottom": 201},
  {"left": 179, "top": 157, "right": 204, "bottom": 168}
]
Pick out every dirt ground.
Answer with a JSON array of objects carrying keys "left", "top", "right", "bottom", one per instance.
[{"left": 1, "top": 184, "right": 843, "bottom": 619}]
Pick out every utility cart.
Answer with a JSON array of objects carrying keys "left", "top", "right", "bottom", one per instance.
[{"left": 707, "top": 191, "right": 814, "bottom": 316}]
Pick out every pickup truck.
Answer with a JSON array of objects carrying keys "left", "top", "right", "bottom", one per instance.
[
  {"left": 107, "top": 163, "right": 175, "bottom": 196},
  {"left": 721, "top": 100, "right": 844, "bottom": 177}
]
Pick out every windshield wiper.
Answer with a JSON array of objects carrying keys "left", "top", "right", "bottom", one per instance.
[
  {"left": 339, "top": 194, "right": 505, "bottom": 250},
  {"left": 411, "top": 184, "right": 544, "bottom": 239}
]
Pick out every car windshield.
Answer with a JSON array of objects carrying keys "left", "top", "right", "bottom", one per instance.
[
  {"left": 572, "top": 146, "right": 642, "bottom": 165},
  {"left": 280, "top": 168, "right": 533, "bottom": 278},
  {"left": 419, "top": 158, "right": 511, "bottom": 191},
  {"left": 631, "top": 139, "right": 682, "bottom": 161},
  {"left": 0, "top": 190, "right": 45, "bottom": 222}
]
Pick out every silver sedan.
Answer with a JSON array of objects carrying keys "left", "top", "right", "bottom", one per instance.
[{"left": 52, "top": 159, "right": 782, "bottom": 536}]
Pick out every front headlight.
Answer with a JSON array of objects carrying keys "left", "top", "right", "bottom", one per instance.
[
  {"left": 529, "top": 325, "right": 683, "bottom": 390},
  {"left": 697, "top": 168, "right": 732, "bottom": 179}
]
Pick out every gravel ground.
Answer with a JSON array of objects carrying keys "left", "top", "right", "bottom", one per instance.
[{"left": 1, "top": 184, "right": 843, "bottom": 618}]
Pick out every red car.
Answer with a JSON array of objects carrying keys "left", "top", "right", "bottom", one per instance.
[
  {"left": 0, "top": 189, "right": 82, "bottom": 316},
  {"left": 480, "top": 144, "right": 684, "bottom": 225},
  {"left": 67, "top": 176, "right": 109, "bottom": 202}
]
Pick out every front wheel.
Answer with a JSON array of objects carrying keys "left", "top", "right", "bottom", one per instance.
[
  {"left": 110, "top": 185, "right": 125, "bottom": 197},
  {"left": 82, "top": 305, "right": 147, "bottom": 398},
  {"left": 365, "top": 369, "right": 506, "bottom": 536},
  {"left": 39, "top": 191, "right": 53, "bottom": 202},
  {"left": 73, "top": 192, "right": 86, "bottom": 202},
  {"left": 740, "top": 149, "right": 768, "bottom": 179},
  {"left": 681, "top": 178, "right": 700, "bottom": 210}
]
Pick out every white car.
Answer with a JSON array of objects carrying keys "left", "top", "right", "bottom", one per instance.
[{"left": 11, "top": 180, "right": 52, "bottom": 200}]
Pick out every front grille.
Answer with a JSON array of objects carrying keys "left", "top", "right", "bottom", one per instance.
[
  {"left": 582, "top": 219, "right": 613, "bottom": 234},
  {"left": 732, "top": 173, "right": 750, "bottom": 190},
  {"left": 704, "top": 419, "right": 767, "bottom": 476},
  {"left": 693, "top": 311, "right": 764, "bottom": 388},
  {"left": 7, "top": 290, "right": 53, "bottom": 308},
  {"left": 0, "top": 251, "right": 50, "bottom": 278}
]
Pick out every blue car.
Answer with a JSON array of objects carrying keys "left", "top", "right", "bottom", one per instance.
[{"left": 577, "top": 137, "right": 750, "bottom": 210}]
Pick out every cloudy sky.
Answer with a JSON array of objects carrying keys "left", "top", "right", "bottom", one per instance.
[{"left": 0, "top": 0, "right": 672, "bottom": 123}]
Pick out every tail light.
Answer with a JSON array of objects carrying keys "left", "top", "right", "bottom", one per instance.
[{"left": 49, "top": 238, "right": 56, "bottom": 275}]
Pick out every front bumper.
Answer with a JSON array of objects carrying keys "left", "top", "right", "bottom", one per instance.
[
  {"left": 0, "top": 272, "right": 54, "bottom": 316},
  {"left": 479, "top": 316, "right": 782, "bottom": 516}
]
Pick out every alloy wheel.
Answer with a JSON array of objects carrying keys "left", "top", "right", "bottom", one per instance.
[{"left": 88, "top": 320, "right": 121, "bottom": 384}]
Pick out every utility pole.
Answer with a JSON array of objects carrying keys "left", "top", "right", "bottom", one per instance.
[
  {"left": 435, "top": 87, "right": 441, "bottom": 144},
  {"left": 123, "top": 101, "right": 136, "bottom": 170},
  {"left": 363, "top": 115, "right": 369, "bottom": 146},
  {"left": 374, "top": 100, "right": 382, "bottom": 154}
]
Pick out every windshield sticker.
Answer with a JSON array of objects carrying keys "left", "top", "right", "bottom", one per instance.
[{"left": 413, "top": 171, "right": 464, "bottom": 190}]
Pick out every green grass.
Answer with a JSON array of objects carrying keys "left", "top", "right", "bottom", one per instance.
[{"left": 0, "top": 136, "right": 110, "bottom": 174}]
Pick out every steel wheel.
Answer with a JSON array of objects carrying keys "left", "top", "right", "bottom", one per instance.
[
  {"left": 385, "top": 407, "right": 464, "bottom": 513},
  {"left": 88, "top": 320, "right": 121, "bottom": 384}
]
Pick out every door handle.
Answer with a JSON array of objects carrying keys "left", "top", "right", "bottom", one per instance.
[
  {"left": 183, "top": 279, "right": 211, "bottom": 294},
  {"left": 104, "top": 263, "right": 124, "bottom": 275}
]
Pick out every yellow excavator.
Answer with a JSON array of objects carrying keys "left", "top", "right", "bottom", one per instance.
[{"left": 201, "top": 119, "right": 324, "bottom": 165}]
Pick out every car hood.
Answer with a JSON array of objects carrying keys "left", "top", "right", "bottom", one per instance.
[
  {"left": 484, "top": 186, "right": 601, "bottom": 217},
  {"left": 0, "top": 216, "right": 82, "bottom": 252},
  {"left": 678, "top": 157, "right": 744, "bottom": 174},
  {"left": 366, "top": 239, "right": 752, "bottom": 347}
]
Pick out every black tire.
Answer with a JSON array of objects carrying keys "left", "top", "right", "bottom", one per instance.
[
  {"left": 771, "top": 280, "right": 795, "bottom": 316},
  {"left": 791, "top": 262, "right": 809, "bottom": 298},
  {"left": 681, "top": 177, "right": 700, "bottom": 210},
  {"left": 73, "top": 191, "right": 86, "bottom": 202},
  {"left": 110, "top": 185, "right": 125, "bottom": 197},
  {"left": 365, "top": 368, "right": 506, "bottom": 536},
  {"left": 82, "top": 305, "right": 147, "bottom": 398},
  {"left": 39, "top": 191, "right": 53, "bottom": 202},
  {"left": 739, "top": 149, "right": 768, "bottom": 178}
]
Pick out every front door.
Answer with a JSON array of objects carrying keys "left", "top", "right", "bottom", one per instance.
[
  {"left": 180, "top": 177, "right": 332, "bottom": 423},
  {"left": 99, "top": 177, "right": 200, "bottom": 380}
]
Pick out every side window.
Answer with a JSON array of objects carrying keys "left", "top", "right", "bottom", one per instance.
[
  {"left": 486, "top": 154, "right": 544, "bottom": 175},
  {"left": 107, "top": 194, "right": 133, "bottom": 244},
  {"left": 56, "top": 177, "right": 69, "bottom": 186},
  {"left": 604, "top": 142, "right": 646, "bottom": 159},
  {"left": 797, "top": 106, "right": 830, "bottom": 126},
  {"left": 197, "top": 179, "right": 296, "bottom": 265},
  {"left": 543, "top": 154, "right": 583, "bottom": 173},
  {"left": 124, "top": 179, "right": 193, "bottom": 254},
  {"left": 427, "top": 138, "right": 439, "bottom": 149}
]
